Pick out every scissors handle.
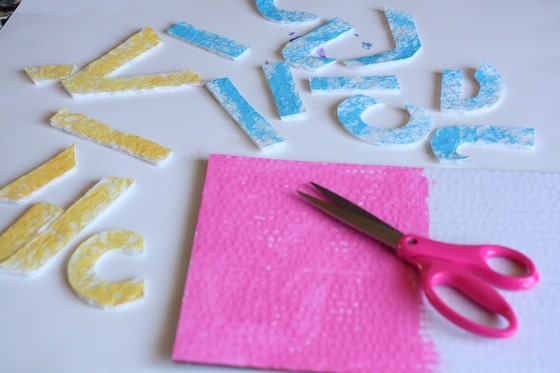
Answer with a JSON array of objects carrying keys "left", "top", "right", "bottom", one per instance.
[
  {"left": 396, "top": 235, "right": 539, "bottom": 337},
  {"left": 421, "top": 259, "right": 517, "bottom": 338},
  {"left": 397, "top": 235, "right": 539, "bottom": 291}
]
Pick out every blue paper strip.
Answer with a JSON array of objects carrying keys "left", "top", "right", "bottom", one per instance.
[
  {"left": 337, "top": 94, "right": 432, "bottom": 146},
  {"left": 430, "top": 125, "right": 535, "bottom": 162},
  {"left": 343, "top": 8, "right": 421, "bottom": 67},
  {"left": 206, "top": 78, "right": 285, "bottom": 148},
  {"left": 255, "top": 0, "right": 319, "bottom": 24},
  {"left": 167, "top": 22, "right": 250, "bottom": 60},
  {"left": 441, "top": 63, "right": 505, "bottom": 113},
  {"left": 262, "top": 62, "right": 306, "bottom": 119},
  {"left": 282, "top": 17, "right": 354, "bottom": 70},
  {"left": 309, "top": 75, "right": 400, "bottom": 94}
]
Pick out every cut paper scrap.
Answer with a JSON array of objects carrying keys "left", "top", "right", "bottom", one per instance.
[
  {"left": 255, "top": 0, "right": 319, "bottom": 24},
  {"left": 63, "top": 69, "right": 203, "bottom": 96},
  {"left": 67, "top": 230, "right": 144, "bottom": 309},
  {"left": 206, "top": 77, "right": 285, "bottom": 148},
  {"left": 343, "top": 8, "right": 422, "bottom": 68},
  {"left": 440, "top": 63, "right": 505, "bottom": 113},
  {"left": 167, "top": 21, "right": 250, "bottom": 61},
  {"left": 309, "top": 75, "right": 400, "bottom": 94},
  {"left": 282, "top": 17, "right": 354, "bottom": 71},
  {"left": 337, "top": 94, "right": 432, "bottom": 146},
  {"left": 62, "top": 27, "right": 162, "bottom": 95},
  {"left": 262, "top": 61, "right": 306, "bottom": 119},
  {"left": 172, "top": 154, "right": 438, "bottom": 372},
  {"left": 24, "top": 64, "right": 76, "bottom": 84},
  {"left": 50, "top": 108, "right": 172, "bottom": 165},
  {"left": 0, "top": 202, "right": 63, "bottom": 263},
  {"left": 0, "top": 177, "right": 134, "bottom": 276},
  {"left": 0, "top": 144, "right": 76, "bottom": 204},
  {"left": 430, "top": 125, "right": 536, "bottom": 162}
]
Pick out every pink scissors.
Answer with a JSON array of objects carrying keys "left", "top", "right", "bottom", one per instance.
[{"left": 298, "top": 182, "right": 539, "bottom": 338}]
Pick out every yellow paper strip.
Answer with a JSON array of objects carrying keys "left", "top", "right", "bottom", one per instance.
[
  {"left": 0, "top": 176, "right": 134, "bottom": 276},
  {"left": 61, "top": 27, "right": 162, "bottom": 95},
  {"left": 24, "top": 64, "right": 77, "bottom": 84},
  {"left": 65, "top": 27, "right": 162, "bottom": 80},
  {"left": 68, "top": 230, "right": 144, "bottom": 308},
  {"left": 51, "top": 109, "right": 172, "bottom": 165},
  {"left": 0, "top": 145, "right": 77, "bottom": 204},
  {"left": 62, "top": 69, "right": 203, "bottom": 96},
  {"left": 0, "top": 202, "right": 63, "bottom": 262}
]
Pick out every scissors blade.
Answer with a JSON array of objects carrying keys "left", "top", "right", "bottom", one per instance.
[
  {"left": 298, "top": 189, "right": 403, "bottom": 250},
  {"left": 310, "top": 182, "right": 402, "bottom": 233}
]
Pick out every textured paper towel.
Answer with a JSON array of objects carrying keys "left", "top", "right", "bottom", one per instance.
[{"left": 173, "top": 154, "right": 438, "bottom": 372}]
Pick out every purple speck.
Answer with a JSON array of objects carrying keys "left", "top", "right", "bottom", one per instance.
[
  {"left": 288, "top": 31, "right": 295, "bottom": 36},
  {"left": 316, "top": 47, "right": 326, "bottom": 58},
  {"left": 361, "top": 41, "right": 372, "bottom": 50}
]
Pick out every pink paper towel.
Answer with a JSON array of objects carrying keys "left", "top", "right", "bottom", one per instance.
[{"left": 173, "top": 154, "right": 438, "bottom": 372}]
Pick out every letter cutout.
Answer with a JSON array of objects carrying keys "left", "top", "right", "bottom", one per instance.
[
  {"left": 430, "top": 125, "right": 536, "bottom": 162},
  {"left": 343, "top": 8, "right": 421, "bottom": 67},
  {"left": 309, "top": 75, "right": 400, "bottom": 94},
  {"left": 64, "top": 70, "right": 203, "bottom": 97},
  {"left": 440, "top": 63, "right": 505, "bottom": 113},
  {"left": 167, "top": 22, "right": 250, "bottom": 61},
  {"left": 0, "top": 177, "right": 134, "bottom": 276},
  {"left": 25, "top": 64, "right": 76, "bottom": 84},
  {"left": 0, "top": 202, "right": 63, "bottom": 263},
  {"left": 282, "top": 17, "right": 354, "bottom": 71},
  {"left": 50, "top": 109, "right": 172, "bottom": 165},
  {"left": 60, "top": 27, "right": 202, "bottom": 96},
  {"left": 61, "top": 27, "right": 161, "bottom": 92},
  {"left": 206, "top": 77, "right": 285, "bottom": 148},
  {"left": 68, "top": 230, "right": 144, "bottom": 308},
  {"left": 0, "top": 145, "right": 77, "bottom": 204},
  {"left": 262, "top": 62, "right": 306, "bottom": 119},
  {"left": 337, "top": 95, "right": 432, "bottom": 146},
  {"left": 255, "top": 0, "right": 319, "bottom": 24}
]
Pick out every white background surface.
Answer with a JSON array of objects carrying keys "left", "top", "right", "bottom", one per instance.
[{"left": 0, "top": 1, "right": 559, "bottom": 372}]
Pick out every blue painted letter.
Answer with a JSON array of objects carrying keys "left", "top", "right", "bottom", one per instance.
[
  {"left": 282, "top": 17, "right": 354, "bottom": 71},
  {"left": 343, "top": 8, "right": 421, "bottom": 68},
  {"left": 440, "top": 63, "right": 505, "bottom": 113},
  {"left": 262, "top": 62, "right": 306, "bottom": 119},
  {"left": 206, "top": 78, "right": 285, "bottom": 148},
  {"left": 255, "top": 0, "right": 319, "bottom": 24},
  {"left": 309, "top": 75, "right": 400, "bottom": 94},
  {"left": 430, "top": 125, "right": 535, "bottom": 162},
  {"left": 167, "top": 22, "right": 250, "bottom": 61},
  {"left": 337, "top": 95, "right": 432, "bottom": 146}
]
